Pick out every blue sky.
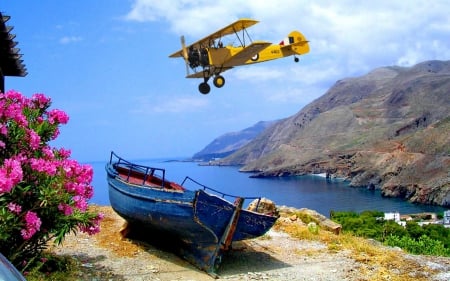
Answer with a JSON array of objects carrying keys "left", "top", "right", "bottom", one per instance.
[{"left": 2, "top": 1, "right": 450, "bottom": 162}]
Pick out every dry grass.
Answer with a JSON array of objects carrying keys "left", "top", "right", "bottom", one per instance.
[
  {"left": 89, "top": 205, "right": 145, "bottom": 258},
  {"left": 274, "top": 217, "right": 440, "bottom": 281}
]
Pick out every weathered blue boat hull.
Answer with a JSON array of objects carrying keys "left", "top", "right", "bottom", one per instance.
[
  {"left": 105, "top": 152, "right": 278, "bottom": 275},
  {"left": 108, "top": 177, "right": 221, "bottom": 271}
]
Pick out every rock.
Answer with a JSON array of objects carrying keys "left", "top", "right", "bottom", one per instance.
[
  {"left": 298, "top": 208, "right": 342, "bottom": 235},
  {"left": 247, "top": 198, "right": 278, "bottom": 216}
]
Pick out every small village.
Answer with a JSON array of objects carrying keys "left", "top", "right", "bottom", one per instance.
[{"left": 384, "top": 210, "right": 450, "bottom": 228}]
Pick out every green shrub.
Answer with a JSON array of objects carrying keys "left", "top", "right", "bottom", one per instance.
[
  {"left": 331, "top": 210, "right": 450, "bottom": 257},
  {"left": 385, "top": 235, "right": 450, "bottom": 256}
]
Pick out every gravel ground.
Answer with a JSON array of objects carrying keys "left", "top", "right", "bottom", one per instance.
[{"left": 50, "top": 206, "right": 450, "bottom": 281}]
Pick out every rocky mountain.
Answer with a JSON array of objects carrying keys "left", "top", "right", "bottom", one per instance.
[
  {"left": 192, "top": 120, "right": 278, "bottom": 161},
  {"left": 212, "top": 60, "right": 450, "bottom": 207}
]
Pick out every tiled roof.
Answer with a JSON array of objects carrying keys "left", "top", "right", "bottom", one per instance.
[{"left": 0, "top": 12, "right": 27, "bottom": 77}]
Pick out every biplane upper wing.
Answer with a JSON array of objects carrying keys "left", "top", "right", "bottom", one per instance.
[
  {"left": 222, "top": 41, "right": 271, "bottom": 67},
  {"left": 169, "top": 18, "right": 259, "bottom": 58}
]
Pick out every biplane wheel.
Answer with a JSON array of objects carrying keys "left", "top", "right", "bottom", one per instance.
[
  {"left": 199, "top": 82, "right": 211, "bottom": 94},
  {"left": 294, "top": 57, "right": 299, "bottom": 63},
  {"left": 213, "top": 75, "right": 225, "bottom": 88}
]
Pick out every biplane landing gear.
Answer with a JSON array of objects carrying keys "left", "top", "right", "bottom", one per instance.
[
  {"left": 199, "top": 82, "right": 211, "bottom": 95},
  {"left": 213, "top": 75, "right": 225, "bottom": 88},
  {"left": 294, "top": 56, "right": 299, "bottom": 63}
]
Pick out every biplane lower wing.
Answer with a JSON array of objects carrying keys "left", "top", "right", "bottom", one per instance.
[
  {"left": 186, "top": 67, "right": 234, "bottom": 79},
  {"left": 222, "top": 41, "right": 271, "bottom": 67}
]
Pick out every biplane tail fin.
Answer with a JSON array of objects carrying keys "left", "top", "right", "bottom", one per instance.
[{"left": 279, "top": 31, "right": 310, "bottom": 55}]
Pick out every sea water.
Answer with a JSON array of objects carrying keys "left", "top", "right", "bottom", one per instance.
[{"left": 88, "top": 159, "right": 446, "bottom": 217}]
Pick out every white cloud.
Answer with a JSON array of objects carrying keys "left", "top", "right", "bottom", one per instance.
[
  {"left": 126, "top": 0, "right": 450, "bottom": 104},
  {"left": 59, "top": 36, "right": 83, "bottom": 44},
  {"left": 230, "top": 66, "right": 284, "bottom": 82},
  {"left": 127, "top": 1, "right": 450, "bottom": 62},
  {"left": 130, "top": 95, "right": 209, "bottom": 114}
]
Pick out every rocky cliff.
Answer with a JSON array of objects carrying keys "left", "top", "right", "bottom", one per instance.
[{"left": 214, "top": 60, "right": 450, "bottom": 207}]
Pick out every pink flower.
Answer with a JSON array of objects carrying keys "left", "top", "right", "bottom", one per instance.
[
  {"left": 47, "top": 109, "right": 69, "bottom": 125},
  {"left": 83, "top": 185, "right": 94, "bottom": 199},
  {"left": 58, "top": 203, "right": 73, "bottom": 216},
  {"left": 41, "top": 146, "right": 54, "bottom": 159},
  {"left": 51, "top": 127, "right": 60, "bottom": 140},
  {"left": 29, "top": 158, "right": 58, "bottom": 176},
  {"left": 24, "top": 211, "right": 41, "bottom": 229},
  {"left": 7, "top": 202, "right": 22, "bottom": 214},
  {"left": 57, "top": 148, "right": 71, "bottom": 159},
  {"left": 0, "top": 91, "right": 29, "bottom": 126},
  {"left": 79, "top": 224, "right": 100, "bottom": 235},
  {"left": 0, "top": 174, "right": 14, "bottom": 193},
  {"left": 65, "top": 182, "right": 81, "bottom": 195},
  {"left": 20, "top": 229, "right": 33, "bottom": 240},
  {"left": 4, "top": 90, "right": 25, "bottom": 102},
  {"left": 0, "top": 124, "right": 7, "bottom": 135},
  {"left": 0, "top": 158, "right": 23, "bottom": 193},
  {"left": 21, "top": 211, "right": 41, "bottom": 240},
  {"left": 27, "top": 129, "right": 41, "bottom": 150},
  {"left": 79, "top": 213, "right": 104, "bottom": 235},
  {"left": 5, "top": 158, "right": 23, "bottom": 180},
  {"left": 31, "top": 93, "right": 51, "bottom": 109},
  {"left": 73, "top": 195, "right": 88, "bottom": 211},
  {"left": 62, "top": 160, "right": 93, "bottom": 184}
]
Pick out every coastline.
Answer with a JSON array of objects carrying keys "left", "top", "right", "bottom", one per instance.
[{"left": 47, "top": 205, "right": 450, "bottom": 281}]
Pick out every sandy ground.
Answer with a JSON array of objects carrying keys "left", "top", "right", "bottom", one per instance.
[{"left": 50, "top": 206, "right": 450, "bottom": 281}]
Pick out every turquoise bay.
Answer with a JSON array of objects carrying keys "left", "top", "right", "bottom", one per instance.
[{"left": 88, "top": 159, "right": 445, "bottom": 217}]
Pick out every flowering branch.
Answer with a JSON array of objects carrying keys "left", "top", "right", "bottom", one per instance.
[{"left": 0, "top": 90, "right": 103, "bottom": 270}]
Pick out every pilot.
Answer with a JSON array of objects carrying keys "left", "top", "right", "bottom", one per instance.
[{"left": 199, "top": 48, "right": 209, "bottom": 66}]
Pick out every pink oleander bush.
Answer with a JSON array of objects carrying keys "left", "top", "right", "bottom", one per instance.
[{"left": 0, "top": 90, "right": 103, "bottom": 271}]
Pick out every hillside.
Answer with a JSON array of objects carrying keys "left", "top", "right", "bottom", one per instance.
[
  {"left": 212, "top": 60, "right": 450, "bottom": 207},
  {"left": 192, "top": 120, "right": 277, "bottom": 161}
]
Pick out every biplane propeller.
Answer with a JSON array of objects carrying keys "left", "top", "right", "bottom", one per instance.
[
  {"left": 180, "top": 35, "right": 190, "bottom": 75},
  {"left": 169, "top": 18, "right": 310, "bottom": 95}
]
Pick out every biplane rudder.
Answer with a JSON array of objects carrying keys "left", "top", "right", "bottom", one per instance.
[{"left": 280, "top": 30, "right": 310, "bottom": 55}]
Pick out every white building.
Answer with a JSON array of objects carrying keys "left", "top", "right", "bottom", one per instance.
[
  {"left": 384, "top": 212, "right": 401, "bottom": 222},
  {"left": 444, "top": 210, "right": 450, "bottom": 226}
]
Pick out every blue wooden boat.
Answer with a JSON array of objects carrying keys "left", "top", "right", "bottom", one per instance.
[{"left": 105, "top": 151, "right": 279, "bottom": 276}]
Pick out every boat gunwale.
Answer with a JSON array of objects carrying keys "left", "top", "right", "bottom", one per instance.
[
  {"left": 113, "top": 174, "right": 186, "bottom": 193},
  {"left": 108, "top": 176, "right": 194, "bottom": 206}
]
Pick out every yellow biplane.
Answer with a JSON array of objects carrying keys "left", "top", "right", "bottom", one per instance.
[{"left": 169, "top": 18, "right": 310, "bottom": 94}]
